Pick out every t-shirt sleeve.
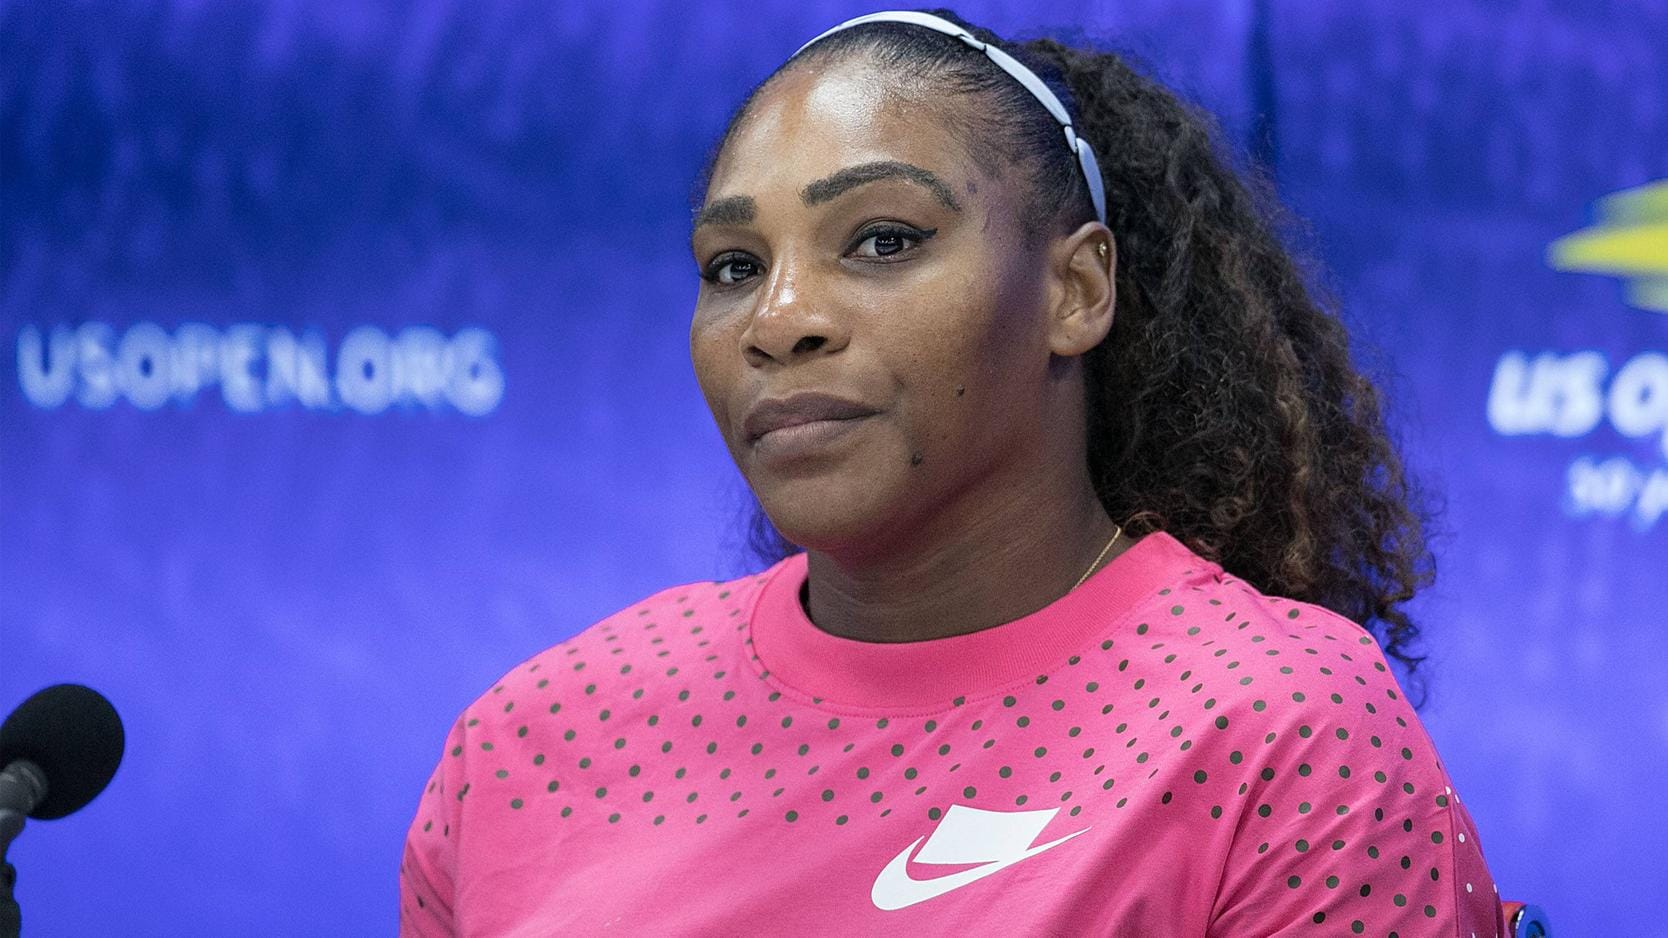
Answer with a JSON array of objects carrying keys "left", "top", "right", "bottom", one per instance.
[
  {"left": 400, "top": 714, "right": 468, "bottom": 937},
  {"left": 1205, "top": 634, "right": 1507, "bottom": 936}
]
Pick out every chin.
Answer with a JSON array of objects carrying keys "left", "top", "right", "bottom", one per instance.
[{"left": 752, "top": 475, "right": 903, "bottom": 554}]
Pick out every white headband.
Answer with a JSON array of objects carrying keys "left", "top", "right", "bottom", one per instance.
[{"left": 793, "top": 10, "right": 1109, "bottom": 225}]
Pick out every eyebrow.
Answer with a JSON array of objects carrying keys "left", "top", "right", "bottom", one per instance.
[
  {"left": 690, "top": 160, "right": 962, "bottom": 242},
  {"left": 800, "top": 160, "right": 962, "bottom": 212},
  {"left": 691, "top": 195, "right": 756, "bottom": 231}
]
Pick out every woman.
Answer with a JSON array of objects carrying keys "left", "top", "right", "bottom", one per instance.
[{"left": 401, "top": 10, "right": 1505, "bottom": 935}]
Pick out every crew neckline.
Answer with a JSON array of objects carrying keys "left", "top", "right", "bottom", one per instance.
[{"left": 747, "top": 530, "right": 1214, "bottom": 712}]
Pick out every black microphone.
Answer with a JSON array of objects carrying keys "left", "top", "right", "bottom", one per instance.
[
  {"left": 0, "top": 684, "right": 124, "bottom": 938},
  {"left": 0, "top": 683, "right": 125, "bottom": 829}
]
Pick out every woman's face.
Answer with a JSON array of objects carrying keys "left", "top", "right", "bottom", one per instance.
[{"left": 690, "top": 58, "right": 1106, "bottom": 556}]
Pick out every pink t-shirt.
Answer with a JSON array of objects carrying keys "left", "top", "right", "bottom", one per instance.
[{"left": 401, "top": 532, "right": 1506, "bottom": 936}]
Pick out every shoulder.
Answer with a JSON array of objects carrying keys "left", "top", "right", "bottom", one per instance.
[
  {"left": 454, "top": 561, "right": 787, "bottom": 731},
  {"left": 1153, "top": 571, "right": 1502, "bottom": 934},
  {"left": 1131, "top": 560, "right": 1443, "bottom": 781},
  {"left": 1142, "top": 565, "right": 1410, "bottom": 721},
  {"left": 1133, "top": 561, "right": 1465, "bottom": 839},
  {"left": 401, "top": 565, "right": 788, "bottom": 927}
]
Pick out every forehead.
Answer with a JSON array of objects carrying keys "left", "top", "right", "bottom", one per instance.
[{"left": 706, "top": 60, "right": 976, "bottom": 201}]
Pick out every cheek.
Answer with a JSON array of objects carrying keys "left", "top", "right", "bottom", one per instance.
[
  {"left": 869, "top": 304, "right": 1007, "bottom": 455},
  {"left": 689, "top": 312, "right": 737, "bottom": 425},
  {"left": 900, "top": 268, "right": 1036, "bottom": 388},
  {"left": 890, "top": 265, "right": 1050, "bottom": 448}
]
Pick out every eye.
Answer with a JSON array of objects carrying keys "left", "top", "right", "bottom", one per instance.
[
  {"left": 850, "top": 224, "right": 935, "bottom": 260},
  {"left": 703, "top": 253, "right": 762, "bottom": 286}
]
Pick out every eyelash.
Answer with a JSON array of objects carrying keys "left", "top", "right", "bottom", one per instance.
[{"left": 700, "top": 224, "right": 936, "bottom": 286}]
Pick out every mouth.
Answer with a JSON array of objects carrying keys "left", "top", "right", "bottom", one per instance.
[
  {"left": 751, "top": 414, "right": 874, "bottom": 458},
  {"left": 742, "top": 392, "right": 880, "bottom": 455}
]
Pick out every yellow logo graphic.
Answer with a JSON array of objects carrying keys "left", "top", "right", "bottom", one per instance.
[{"left": 1547, "top": 179, "right": 1668, "bottom": 313}]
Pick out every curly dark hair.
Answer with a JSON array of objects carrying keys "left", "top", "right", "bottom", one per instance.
[{"left": 700, "top": 9, "right": 1435, "bottom": 695}]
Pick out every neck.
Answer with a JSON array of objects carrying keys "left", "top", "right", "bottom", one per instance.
[{"left": 803, "top": 467, "right": 1127, "bottom": 644}]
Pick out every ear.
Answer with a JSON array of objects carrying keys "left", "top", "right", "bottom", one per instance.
[{"left": 1044, "top": 221, "right": 1116, "bottom": 357}]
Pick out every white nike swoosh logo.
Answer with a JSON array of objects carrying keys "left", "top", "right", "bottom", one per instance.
[{"left": 870, "top": 805, "right": 1090, "bottom": 911}]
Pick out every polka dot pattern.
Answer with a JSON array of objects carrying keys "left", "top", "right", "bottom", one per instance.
[{"left": 401, "top": 535, "right": 1505, "bottom": 937}]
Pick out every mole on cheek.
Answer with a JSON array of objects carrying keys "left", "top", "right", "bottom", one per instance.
[
  {"left": 954, "top": 385, "right": 965, "bottom": 397},
  {"left": 910, "top": 452, "right": 924, "bottom": 467}
]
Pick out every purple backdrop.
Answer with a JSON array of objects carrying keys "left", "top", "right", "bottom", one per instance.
[{"left": 2, "top": 1, "right": 1664, "bottom": 934}]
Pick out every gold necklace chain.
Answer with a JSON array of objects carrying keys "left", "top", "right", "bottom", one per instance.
[{"left": 1072, "top": 523, "right": 1125, "bottom": 590}]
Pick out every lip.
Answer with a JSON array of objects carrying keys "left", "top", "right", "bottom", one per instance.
[{"left": 742, "top": 392, "right": 881, "bottom": 444}]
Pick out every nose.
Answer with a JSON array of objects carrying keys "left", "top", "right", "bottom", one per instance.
[{"left": 740, "top": 255, "right": 849, "bottom": 366}]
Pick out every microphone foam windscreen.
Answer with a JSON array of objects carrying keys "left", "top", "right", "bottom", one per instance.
[{"left": 0, "top": 684, "right": 125, "bottom": 820}]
